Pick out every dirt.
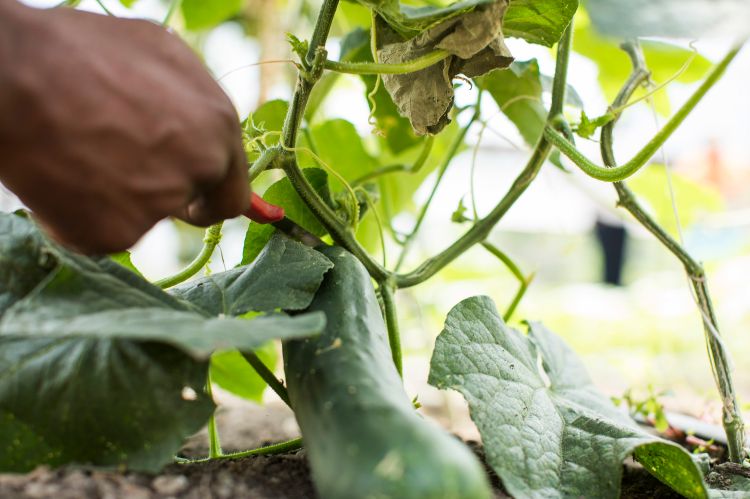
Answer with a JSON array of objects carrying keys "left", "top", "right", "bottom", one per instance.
[{"left": 0, "top": 399, "right": 716, "bottom": 498}]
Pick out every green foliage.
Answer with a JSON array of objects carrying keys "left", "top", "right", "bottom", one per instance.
[
  {"left": 174, "top": 233, "right": 333, "bottom": 315},
  {"left": 574, "top": 109, "right": 614, "bottom": 139},
  {"left": 478, "top": 60, "right": 546, "bottom": 146},
  {"left": 0, "top": 213, "right": 326, "bottom": 471},
  {"left": 210, "top": 341, "right": 277, "bottom": 403},
  {"left": 242, "top": 168, "right": 333, "bottom": 264},
  {"left": 429, "top": 296, "right": 708, "bottom": 498},
  {"left": 109, "top": 251, "right": 142, "bottom": 276},
  {"left": 612, "top": 385, "right": 670, "bottom": 433},
  {"left": 504, "top": 0, "right": 579, "bottom": 46},
  {"left": 181, "top": 0, "right": 243, "bottom": 30}
]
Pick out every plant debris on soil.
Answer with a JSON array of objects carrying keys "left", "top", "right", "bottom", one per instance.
[{"left": 0, "top": 399, "right": 726, "bottom": 498}]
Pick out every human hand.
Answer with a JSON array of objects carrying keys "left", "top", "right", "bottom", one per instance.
[{"left": 0, "top": 3, "right": 249, "bottom": 253}]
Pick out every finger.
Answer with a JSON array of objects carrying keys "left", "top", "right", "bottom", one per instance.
[{"left": 179, "top": 133, "right": 250, "bottom": 227}]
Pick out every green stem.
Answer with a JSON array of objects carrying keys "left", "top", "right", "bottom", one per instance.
[
  {"left": 379, "top": 283, "right": 402, "bottom": 376},
  {"left": 602, "top": 40, "right": 746, "bottom": 462},
  {"left": 480, "top": 241, "right": 532, "bottom": 322},
  {"left": 175, "top": 437, "right": 303, "bottom": 464},
  {"left": 395, "top": 114, "right": 477, "bottom": 272},
  {"left": 154, "top": 223, "right": 223, "bottom": 289},
  {"left": 323, "top": 49, "right": 450, "bottom": 75},
  {"left": 241, "top": 352, "right": 291, "bottom": 406},
  {"left": 394, "top": 23, "right": 574, "bottom": 288},
  {"left": 545, "top": 43, "right": 742, "bottom": 182},
  {"left": 206, "top": 381, "right": 222, "bottom": 458},
  {"left": 248, "top": 147, "right": 281, "bottom": 182}
]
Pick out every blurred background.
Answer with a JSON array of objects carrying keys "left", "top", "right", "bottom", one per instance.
[{"left": 8, "top": 0, "right": 750, "bottom": 436}]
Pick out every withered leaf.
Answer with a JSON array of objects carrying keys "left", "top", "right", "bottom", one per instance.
[{"left": 377, "top": 0, "right": 513, "bottom": 135}]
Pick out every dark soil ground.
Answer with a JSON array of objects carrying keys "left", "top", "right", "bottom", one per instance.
[{"left": 0, "top": 401, "right": 707, "bottom": 498}]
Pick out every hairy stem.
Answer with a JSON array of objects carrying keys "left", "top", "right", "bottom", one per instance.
[
  {"left": 394, "top": 23, "right": 574, "bottom": 288},
  {"left": 602, "top": 40, "right": 746, "bottom": 462},
  {"left": 242, "top": 351, "right": 291, "bottom": 406},
  {"left": 324, "top": 49, "right": 450, "bottom": 75},
  {"left": 379, "top": 282, "right": 402, "bottom": 376},
  {"left": 175, "top": 437, "right": 303, "bottom": 464},
  {"left": 546, "top": 43, "right": 742, "bottom": 182},
  {"left": 154, "top": 223, "right": 222, "bottom": 289}
]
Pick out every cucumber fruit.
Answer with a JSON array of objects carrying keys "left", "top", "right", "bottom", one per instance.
[{"left": 283, "top": 246, "right": 491, "bottom": 499}]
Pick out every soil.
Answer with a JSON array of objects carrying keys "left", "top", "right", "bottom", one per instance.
[{"left": 0, "top": 399, "right": 721, "bottom": 498}]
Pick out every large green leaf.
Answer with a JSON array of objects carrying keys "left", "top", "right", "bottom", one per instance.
[
  {"left": 0, "top": 337, "right": 212, "bottom": 473},
  {"left": 584, "top": 0, "right": 750, "bottom": 39},
  {"left": 0, "top": 212, "right": 323, "bottom": 472},
  {"left": 429, "top": 296, "right": 708, "bottom": 499},
  {"left": 504, "top": 0, "right": 578, "bottom": 47},
  {"left": 174, "top": 233, "right": 333, "bottom": 315},
  {"left": 242, "top": 168, "right": 333, "bottom": 264},
  {"left": 181, "top": 0, "right": 243, "bottom": 30}
]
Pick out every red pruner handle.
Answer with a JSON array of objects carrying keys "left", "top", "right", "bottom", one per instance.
[{"left": 245, "top": 192, "right": 285, "bottom": 224}]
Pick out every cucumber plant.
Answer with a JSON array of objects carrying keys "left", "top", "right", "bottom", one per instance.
[{"left": 1, "top": 0, "right": 749, "bottom": 497}]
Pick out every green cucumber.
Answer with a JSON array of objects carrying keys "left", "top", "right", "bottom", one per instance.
[{"left": 283, "top": 246, "right": 491, "bottom": 499}]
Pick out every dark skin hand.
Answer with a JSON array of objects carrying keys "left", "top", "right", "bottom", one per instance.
[{"left": 0, "top": 1, "right": 250, "bottom": 253}]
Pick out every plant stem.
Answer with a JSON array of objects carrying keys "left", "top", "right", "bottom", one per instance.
[
  {"left": 248, "top": 147, "right": 281, "bottom": 182},
  {"left": 205, "top": 381, "right": 222, "bottom": 458},
  {"left": 545, "top": 43, "right": 743, "bottom": 182},
  {"left": 602, "top": 40, "right": 746, "bottom": 462},
  {"left": 154, "top": 223, "right": 222, "bottom": 289},
  {"left": 480, "top": 241, "right": 532, "bottom": 322},
  {"left": 175, "top": 437, "right": 303, "bottom": 464},
  {"left": 394, "top": 23, "right": 574, "bottom": 288},
  {"left": 379, "top": 282, "right": 402, "bottom": 376},
  {"left": 395, "top": 114, "right": 477, "bottom": 272},
  {"left": 324, "top": 49, "right": 450, "bottom": 75},
  {"left": 241, "top": 351, "right": 291, "bottom": 406}
]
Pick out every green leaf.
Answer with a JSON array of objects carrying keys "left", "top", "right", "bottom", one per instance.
[
  {"left": 241, "top": 168, "right": 333, "bottom": 264},
  {"left": 181, "top": 0, "right": 243, "bottom": 31},
  {"left": 307, "top": 119, "right": 379, "bottom": 188},
  {"left": 574, "top": 109, "right": 614, "bottom": 139},
  {"left": 109, "top": 251, "right": 142, "bottom": 277},
  {"left": 119, "top": 0, "right": 138, "bottom": 7},
  {"left": 584, "top": 0, "right": 750, "bottom": 39},
  {"left": 428, "top": 296, "right": 708, "bottom": 499},
  {"left": 376, "top": 3, "right": 513, "bottom": 134},
  {"left": 478, "top": 60, "right": 545, "bottom": 146},
  {"left": 210, "top": 341, "right": 277, "bottom": 402},
  {"left": 0, "top": 337, "right": 213, "bottom": 472},
  {"left": 504, "top": 0, "right": 578, "bottom": 47},
  {"left": 173, "top": 233, "right": 333, "bottom": 315},
  {"left": 0, "top": 212, "right": 323, "bottom": 472}
]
